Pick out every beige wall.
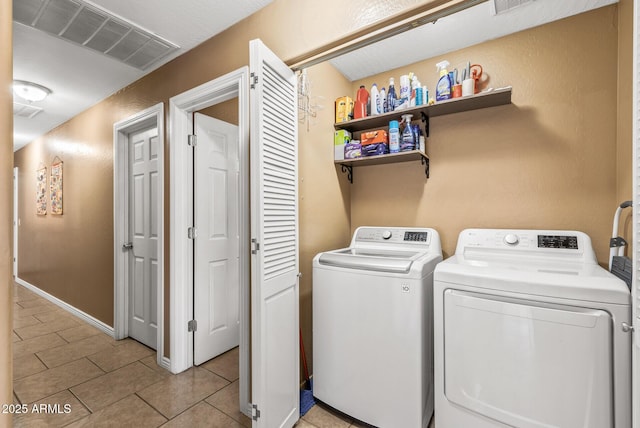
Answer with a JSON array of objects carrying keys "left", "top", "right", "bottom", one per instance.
[
  {"left": 298, "top": 62, "right": 353, "bottom": 372},
  {"left": 617, "top": 0, "right": 633, "bottom": 247},
  {"left": 14, "top": 103, "right": 119, "bottom": 324},
  {"left": 348, "top": 6, "right": 621, "bottom": 264},
  {"left": 1, "top": 1, "right": 13, "bottom": 425}
]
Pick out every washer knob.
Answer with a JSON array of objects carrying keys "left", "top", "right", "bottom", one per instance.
[
  {"left": 382, "top": 230, "right": 392, "bottom": 240},
  {"left": 504, "top": 234, "right": 519, "bottom": 245}
]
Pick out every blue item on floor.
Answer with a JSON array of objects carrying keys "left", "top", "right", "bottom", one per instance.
[{"left": 300, "top": 379, "right": 315, "bottom": 416}]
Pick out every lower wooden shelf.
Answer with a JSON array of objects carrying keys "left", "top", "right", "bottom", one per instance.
[{"left": 335, "top": 150, "right": 430, "bottom": 183}]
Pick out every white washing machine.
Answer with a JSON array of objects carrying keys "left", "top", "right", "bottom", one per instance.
[
  {"left": 313, "top": 226, "right": 443, "bottom": 428},
  {"left": 434, "top": 229, "right": 631, "bottom": 428}
]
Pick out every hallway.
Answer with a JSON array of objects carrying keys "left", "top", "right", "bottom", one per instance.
[{"left": 12, "top": 282, "right": 251, "bottom": 427}]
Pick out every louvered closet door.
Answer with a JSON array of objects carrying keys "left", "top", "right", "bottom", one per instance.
[
  {"left": 633, "top": 5, "right": 640, "bottom": 427},
  {"left": 249, "top": 39, "right": 299, "bottom": 428}
]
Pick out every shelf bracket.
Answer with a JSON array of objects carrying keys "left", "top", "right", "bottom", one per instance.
[
  {"left": 420, "top": 111, "right": 430, "bottom": 138},
  {"left": 341, "top": 164, "right": 353, "bottom": 183},
  {"left": 421, "top": 156, "right": 430, "bottom": 179}
]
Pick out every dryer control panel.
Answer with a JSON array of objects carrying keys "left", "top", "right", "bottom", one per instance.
[{"left": 455, "top": 229, "right": 596, "bottom": 264}]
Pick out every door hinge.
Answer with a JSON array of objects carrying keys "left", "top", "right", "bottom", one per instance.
[
  {"left": 188, "top": 134, "right": 197, "bottom": 147},
  {"left": 188, "top": 227, "right": 198, "bottom": 239},
  {"left": 250, "top": 72, "right": 258, "bottom": 89},
  {"left": 188, "top": 319, "right": 197, "bottom": 332},
  {"left": 251, "top": 238, "right": 260, "bottom": 254},
  {"left": 250, "top": 403, "right": 260, "bottom": 421}
]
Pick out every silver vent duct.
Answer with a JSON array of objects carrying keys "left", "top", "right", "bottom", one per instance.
[{"left": 14, "top": 0, "right": 180, "bottom": 70}]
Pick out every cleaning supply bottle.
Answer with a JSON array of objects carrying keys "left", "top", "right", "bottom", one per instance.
[
  {"left": 380, "top": 87, "right": 386, "bottom": 113},
  {"left": 398, "top": 74, "right": 410, "bottom": 109},
  {"left": 411, "top": 75, "right": 421, "bottom": 107},
  {"left": 387, "top": 78, "right": 397, "bottom": 113},
  {"left": 436, "top": 61, "right": 452, "bottom": 101},
  {"left": 354, "top": 85, "right": 369, "bottom": 119},
  {"left": 400, "top": 114, "right": 415, "bottom": 151},
  {"left": 389, "top": 120, "right": 400, "bottom": 153},
  {"left": 370, "top": 83, "right": 380, "bottom": 115},
  {"left": 422, "top": 85, "right": 429, "bottom": 105}
]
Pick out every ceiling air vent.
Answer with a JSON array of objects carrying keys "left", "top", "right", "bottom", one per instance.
[
  {"left": 13, "top": 102, "right": 44, "bottom": 119},
  {"left": 491, "top": 0, "right": 535, "bottom": 15},
  {"left": 13, "top": 0, "right": 179, "bottom": 70}
]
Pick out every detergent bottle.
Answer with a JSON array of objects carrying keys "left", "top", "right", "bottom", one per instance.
[
  {"left": 354, "top": 85, "right": 369, "bottom": 119},
  {"left": 435, "top": 60, "right": 452, "bottom": 101},
  {"left": 397, "top": 74, "right": 410, "bottom": 109},
  {"left": 370, "top": 83, "right": 380, "bottom": 115}
]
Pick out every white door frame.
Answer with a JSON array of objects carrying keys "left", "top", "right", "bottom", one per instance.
[
  {"left": 13, "top": 166, "right": 18, "bottom": 278},
  {"left": 168, "top": 68, "right": 250, "bottom": 412},
  {"left": 113, "top": 102, "right": 167, "bottom": 369},
  {"left": 632, "top": 2, "right": 639, "bottom": 426}
]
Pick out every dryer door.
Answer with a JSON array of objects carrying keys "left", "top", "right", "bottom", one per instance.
[{"left": 443, "top": 290, "right": 613, "bottom": 428}]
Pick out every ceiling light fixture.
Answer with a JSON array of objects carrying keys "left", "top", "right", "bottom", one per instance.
[{"left": 13, "top": 80, "right": 52, "bottom": 103}]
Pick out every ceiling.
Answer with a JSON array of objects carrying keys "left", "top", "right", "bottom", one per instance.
[
  {"left": 12, "top": 0, "right": 273, "bottom": 151},
  {"left": 330, "top": 0, "right": 618, "bottom": 81}
]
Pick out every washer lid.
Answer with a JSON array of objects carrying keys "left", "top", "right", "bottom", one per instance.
[
  {"left": 435, "top": 255, "right": 630, "bottom": 305},
  {"left": 318, "top": 248, "right": 420, "bottom": 273}
]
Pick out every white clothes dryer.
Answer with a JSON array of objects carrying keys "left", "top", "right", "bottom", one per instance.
[
  {"left": 313, "top": 226, "right": 443, "bottom": 428},
  {"left": 434, "top": 229, "right": 631, "bottom": 428}
]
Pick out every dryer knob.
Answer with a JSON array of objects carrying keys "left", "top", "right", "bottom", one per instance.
[
  {"left": 504, "top": 234, "right": 519, "bottom": 245},
  {"left": 382, "top": 230, "right": 392, "bottom": 240}
]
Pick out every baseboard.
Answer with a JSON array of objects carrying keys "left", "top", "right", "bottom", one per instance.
[{"left": 15, "top": 278, "right": 115, "bottom": 337}]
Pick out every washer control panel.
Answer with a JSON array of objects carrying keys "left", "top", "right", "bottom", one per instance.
[{"left": 354, "top": 227, "right": 432, "bottom": 245}]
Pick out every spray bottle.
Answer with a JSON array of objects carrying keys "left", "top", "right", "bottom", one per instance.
[
  {"left": 400, "top": 114, "right": 415, "bottom": 152},
  {"left": 435, "top": 60, "right": 452, "bottom": 101}
]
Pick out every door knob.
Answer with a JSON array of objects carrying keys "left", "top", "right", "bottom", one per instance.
[
  {"left": 622, "top": 322, "right": 634, "bottom": 333},
  {"left": 122, "top": 242, "right": 133, "bottom": 250}
]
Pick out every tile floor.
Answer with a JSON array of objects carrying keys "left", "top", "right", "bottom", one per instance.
[{"left": 12, "top": 283, "right": 436, "bottom": 427}]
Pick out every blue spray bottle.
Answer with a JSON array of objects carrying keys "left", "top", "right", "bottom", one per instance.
[{"left": 400, "top": 114, "right": 415, "bottom": 152}]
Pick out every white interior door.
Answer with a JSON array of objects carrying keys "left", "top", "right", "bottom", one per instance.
[
  {"left": 194, "top": 113, "right": 241, "bottom": 365},
  {"left": 128, "top": 127, "right": 159, "bottom": 349},
  {"left": 249, "top": 38, "right": 299, "bottom": 428},
  {"left": 13, "top": 167, "right": 18, "bottom": 278}
]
